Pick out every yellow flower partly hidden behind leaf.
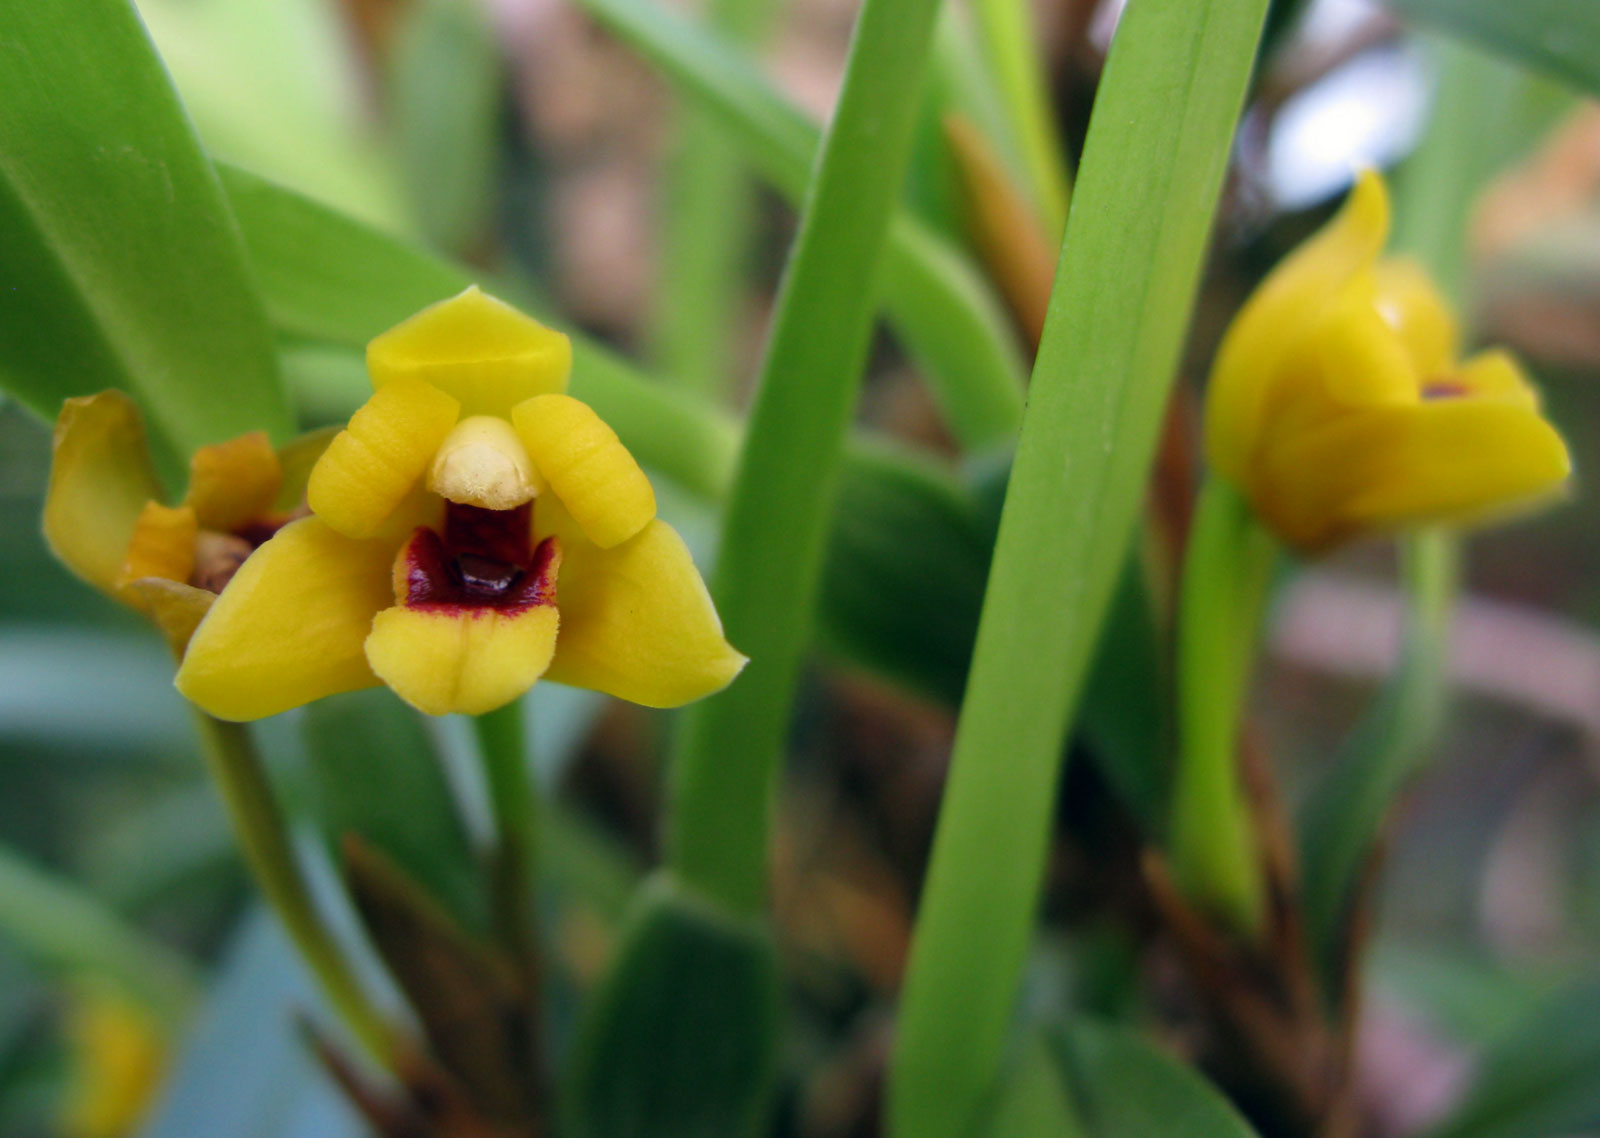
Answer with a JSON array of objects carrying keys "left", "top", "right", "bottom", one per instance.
[
  {"left": 58, "top": 988, "right": 167, "bottom": 1138},
  {"left": 176, "top": 286, "right": 746, "bottom": 720},
  {"left": 43, "top": 393, "right": 331, "bottom": 654},
  {"left": 1205, "top": 169, "right": 1571, "bottom": 553}
]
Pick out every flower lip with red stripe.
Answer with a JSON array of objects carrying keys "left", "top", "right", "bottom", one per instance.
[{"left": 175, "top": 286, "right": 747, "bottom": 720}]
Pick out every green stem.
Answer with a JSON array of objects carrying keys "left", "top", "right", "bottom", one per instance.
[
  {"left": 1298, "top": 529, "right": 1457, "bottom": 984},
  {"left": 887, "top": 3, "right": 1269, "bottom": 1134},
  {"left": 191, "top": 712, "right": 392, "bottom": 1063},
  {"left": 1169, "top": 477, "right": 1278, "bottom": 935},
  {"left": 473, "top": 701, "right": 539, "bottom": 978},
  {"left": 666, "top": 0, "right": 948, "bottom": 915}
]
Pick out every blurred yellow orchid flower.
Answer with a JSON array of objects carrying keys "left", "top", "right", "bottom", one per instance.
[
  {"left": 176, "top": 287, "right": 746, "bottom": 720},
  {"left": 43, "top": 392, "right": 329, "bottom": 654},
  {"left": 1205, "top": 169, "right": 1571, "bottom": 553},
  {"left": 58, "top": 988, "right": 168, "bottom": 1138}
]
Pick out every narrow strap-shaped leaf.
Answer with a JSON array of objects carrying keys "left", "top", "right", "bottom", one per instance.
[
  {"left": 887, "top": 3, "right": 1269, "bottom": 1135},
  {"left": 1390, "top": 0, "right": 1600, "bottom": 98},
  {"left": 573, "top": 0, "right": 1026, "bottom": 449},
  {"left": 666, "top": 0, "right": 948, "bottom": 914},
  {"left": 0, "top": 0, "right": 290, "bottom": 464}
]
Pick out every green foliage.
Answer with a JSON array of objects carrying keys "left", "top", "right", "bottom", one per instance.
[
  {"left": 1423, "top": 974, "right": 1600, "bottom": 1138},
  {"left": 889, "top": 3, "right": 1270, "bottom": 1135},
  {"left": 1058, "top": 1022, "right": 1263, "bottom": 1138},
  {"left": 561, "top": 874, "right": 780, "bottom": 1138},
  {"left": 389, "top": 0, "right": 504, "bottom": 254},
  {"left": 0, "top": 0, "right": 289, "bottom": 469},
  {"left": 303, "top": 690, "right": 487, "bottom": 936},
  {"left": 1392, "top": 0, "right": 1600, "bottom": 99}
]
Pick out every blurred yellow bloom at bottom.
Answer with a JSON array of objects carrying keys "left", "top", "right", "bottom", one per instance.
[
  {"left": 58, "top": 990, "right": 167, "bottom": 1138},
  {"left": 1204, "top": 170, "right": 1571, "bottom": 553}
]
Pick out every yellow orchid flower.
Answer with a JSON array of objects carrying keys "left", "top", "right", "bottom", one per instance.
[
  {"left": 43, "top": 392, "right": 330, "bottom": 654},
  {"left": 175, "top": 287, "right": 746, "bottom": 720},
  {"left": 1205, "top": 169, "right": 1571, "bottom": 553},
  {"left": 58, "top": 987, "right": 168, "bottom": 1138}
]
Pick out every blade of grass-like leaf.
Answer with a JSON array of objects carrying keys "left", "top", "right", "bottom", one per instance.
[
  {"left": 1389, "top": 0, "right": 1600, "bottom": 98},
  {"left": 886, "top": 3, "right": 1269, "bottom": 1135},
  {"left": 666, "top": 0, "right": 947, "bottom": 914},
  {"left": 572, "top": 0, "right": 1026, "bottom": 449},
  {"left": 1058, "top": 1022, "right": 1263, "bottom": 1138},
  {"left": 0, "top": 0, "right": 291, "bottom": 464},
  {"left": 217, "top": 164, "right": 739, "bottom": 500},
  {"left": 1421, "top": 974, "right": 1600, "bottom": 1138},
  {"left": 389, "top": 0, "right": 503, "bottom": 254},
  {"left": 0, "top": 844, "right": 198, "bottom": 1020}
]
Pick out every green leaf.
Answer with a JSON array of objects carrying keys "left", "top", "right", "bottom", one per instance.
[
  {"left": 978, "top": 1034, "right": 1087, "bottom": 1138},
  {"left": 303, "top": 689, "right": 487, "bottom": 936},
  {"left": 0, "top": 0, "right": 291, "bottom": 464},
  {"left": 218, "top": 164, "right": 740, "bottom": 502},
  {"left": 888, "top": 1, "right": 1269, "bottom": 1134},
  {"left": 668, "top": 0, "right": 948, "bottom": 915},
  {"left": 1058, "top": 1022, "right": 1262, "bottom": 1138},
  {"left": 139, "top": 911, "right": 363, "bottom": 1138},
  {"left": 1389, "top": 0, "right": 1600, "bottom": 98},
  {"left": 0, "top": 843, "right": 198, "bottom": 1020},
  {"left": 133, "top": 0, "right": 405, "bottom": 230},
  {"left": 389, "top": 0, "right": 504, "bottom": 253},
  {"left": 817, "top": 440, "right": 992, "bottom": 705},
  {"left": 1423, "top": 974, "right": 1600, "bottom": 1138},
  {"left": 562, "top": 873, "right": 780, "bottom": 1138},
  {"left": 572, "top": 0, "right": 1027, "bottom": 449}
]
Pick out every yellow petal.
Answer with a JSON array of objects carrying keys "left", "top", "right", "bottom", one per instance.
[
  {"left": 185, "top": 432, "right": 281, "bottom": 533},
  {"left": 1252, "top": 399, "right": 1572, "bottom": 551},
  {"left": 176, "top": 518, "right": 394, "bottom": 720},
  {"left": 545, "top": 515, "right": 745, "bottom": 708},
  {"left": 367, "top": 286, "right": 572, "bottom": 418},
  {"left": 42, "top": 391, "right": 164, "bottom": 595},
  {"left": 1448, "top": 348, "right": 1542, "bottom": 410},
  {"left": 115, "top": 503, "right": 197, "bottom": 601},
  {"left": 513, "top": 394, "right": 655, "bottom": 548},
  {"left": 307, "top": 378, "right": 460, "bottom": 539},
  {"left": 60, "top": 987, "right": 166, "bottom": 1138},
  {"left": 1207, "top": 170, "right": 1390, "bottom": 483},
  {"left": 1373, "top": 258, "right": 1459, "bottom": 378},
  {"left": 365, "top": 604, "right": 559, "bottom": 716},
  {"left": 123, "top": 578, "right": 216, "bottom": 657}
]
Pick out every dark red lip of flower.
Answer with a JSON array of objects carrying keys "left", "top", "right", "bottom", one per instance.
[{"left": 401, "top": 501, "right": 560, "bottom": 614}]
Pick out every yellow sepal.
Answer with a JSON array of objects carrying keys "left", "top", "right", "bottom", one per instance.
[
  {"left": 543, "top": 508, "right": 746, "bottom": 708},
  {"left": 1207, "top": 169, "right": 1389, "bottom": 483},
  {"left": 513, "top": 394, "right": 655, "bottom": 548},
  {"left": 1253, "top": 398, "right": 1572, "bottom": 551},
  {"left": 367, "top": 286, "right": 572, "bottom": 418},
  {"left": 365, "top": 605, "right": 560, "bottom": 716},
  {"left": 185, "top": 432, "right": 282, "bottom": 533},
  {"left": 43, "top": 391, "right": 164, "bottom": 596},
  {"left": 176, "top": 517, "right": 394, "bottom": 720},
  {"left": 308, "top": 378, "right": 460, "bottom": 539},
  {"left": 124, "top": 578, "right": 217, "bottom": 657},
  {"left": 116, "top": 503, "right": 198, "bottom": 601}
]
